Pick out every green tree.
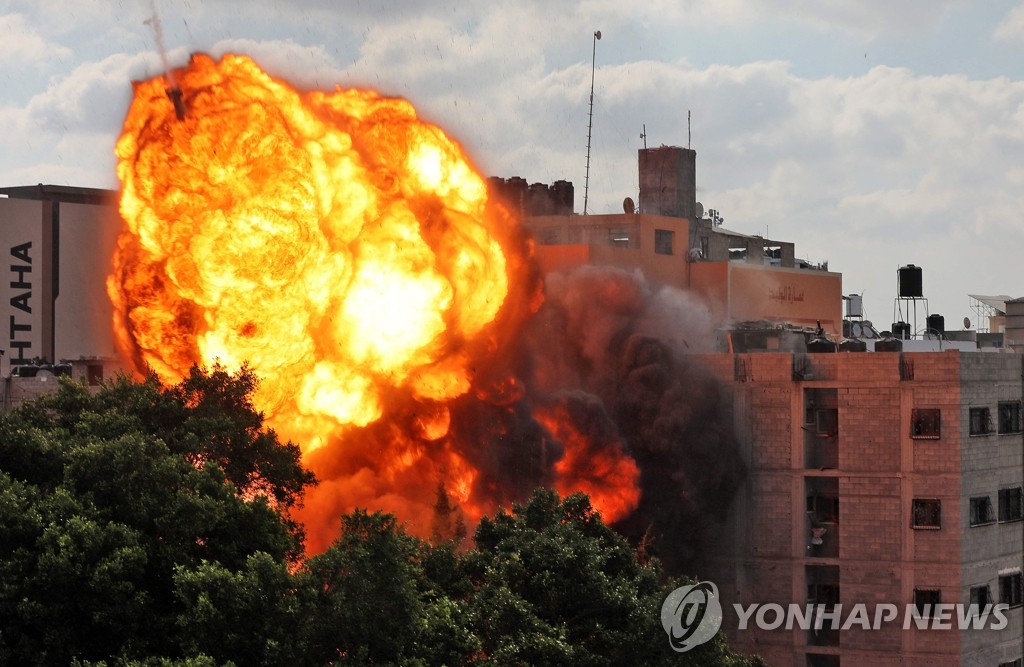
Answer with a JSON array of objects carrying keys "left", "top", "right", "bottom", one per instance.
[
  {"left": 0, "top": 365, "right": 314, "bottom": 665},
  {"left": 461, "top": 488, "right": 762, "bottom": 667},
  {"left": 299, "top": 510, "right": 425, "bottom": 665}
]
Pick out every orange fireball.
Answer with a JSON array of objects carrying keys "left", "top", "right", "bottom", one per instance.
[
  {"left": 109, "top": 53, "right": 640, "bottom": 551},
  {"left": 109, "top": 53, "right": 510, "bottom": 446}
]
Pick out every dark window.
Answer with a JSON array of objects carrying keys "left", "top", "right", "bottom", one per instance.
[
  {"left": 700, "top": 236, "right": 709, "bottom": 259},
  {"left": 969, "top": 407, "right": 992, "bottom": 435},
  {"left": 998, "top": 401, "right": 1023, "bottom": 434},
  {"left": 806, "top": 655, "right": 840, "bottom": 667},
  {"left": 912, "top": 499, "right": 941, "bottom": 529},
  {"left": 654, "top": 229, "right": 674, "bottom": 255},
  {"left": 913, "top": 588, "right": 942, "bottom": 617},
  {"left": 998, "top": 659, "right": 1023, "bottom": 667},
  {"left": 87, "top": 364, "right": 103, "bottom": 386},
  {"left": 969, "top": 496, "right": 994, "bottom": 526},
  {"left": 999, "top": 572, "right": 1023, "bottom": 608},
  {"left": 807, "top": 583, "right": 840, "bottom": 608},
  {"left": 999, "top": 487, "right": 1023, "bottom": 523},
  {"left": 815, "top": 409, "right": 838, "bottom": 436},
  {"left": 807, "top": 495, "right": 840, "bottom": 524},
  {"left": 911, "top": 409, "right": 940, "bottom": 439},
  {"left": 969, "top": 585, "right": 992, "bottom": 613}
]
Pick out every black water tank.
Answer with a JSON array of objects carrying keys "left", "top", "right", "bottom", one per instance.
[
  {"left": 898, "top": 264, "right": 923, "bottom": 298},
  {"left": 807, "top": 337, "right": 836, "bottom": 353},
  {"left": 926, "top": 314, "right": 945, "bottom": 336},
  {"left": 892, "top": 321, "right": 911, "bottom": 340},
  {"left": 840, "top": 339, "right": 867, "bottom": 352},
  {"left": 874, "top": 337, "right": 903, "bottom": 352}
]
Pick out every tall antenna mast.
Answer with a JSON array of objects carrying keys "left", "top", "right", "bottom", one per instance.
[
  {"left": 688, "top": 110, "right": 691, "bottom": 150},
  {"left": 583, "top": 29, "right": 601, "bottom": 215}
]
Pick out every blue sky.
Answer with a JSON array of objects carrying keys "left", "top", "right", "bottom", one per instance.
[{"left": 3, "top": 0, "right": 1024, "bottom": 328}]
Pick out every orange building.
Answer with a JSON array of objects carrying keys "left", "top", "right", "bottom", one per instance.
[{"left": 519, "top": 162, "right": 842, "bottom": 335}]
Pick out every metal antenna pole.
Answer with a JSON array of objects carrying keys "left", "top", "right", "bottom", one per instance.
[{"left": 583, "top": 30, "right": 601, "bottom": 215}]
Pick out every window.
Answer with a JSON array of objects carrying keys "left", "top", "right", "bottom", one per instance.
[
  {"left": 608, "top": 229, "right": 630, "bottom": 247},
  {"left": 913, "top": 588, "right": 941, "bottom": 617},
  {"left": 998, "top": 659, "right": 1023, "bottom": 667},
  {"left": 912, "top": 499, "right": 941, "bottom": 529},
  {"left": 815, "top": 409, "right": 839, "bottom": 436},
  {"left": 969, "top": 585, "right": 992, "bottom": 613},
  {"left": 969, "top": 496, "right": 994, "bottom": 526},
  {"left": 969, "top": 407, "right": 992, "bottom": 435},
  {"left": 654, "top": 229, "right": 674, "bottom": 255},
  {"left": 807, "top": 582, "right": 840, "bottom": 607},
  {"left": 999, "top": 572, "right": 1022, "bottom": 608},
  {"left": 998, "top": 401, "right": 1023, "bottom": 434},
  {"left": 910, "top": 409, "right": 940, "bottom": 439},
  {"left": 999, "top": 487, "right": 1023, "bottom": 523},
  {"left": 806, "top": 655, "right": 840, "bottom": 667},
  {"left": 87, "top": 364, "right": 103, "bottom": 386},
  {"left": 806, "top": 565, "right": 840, "bottom": 608},
  {"left": 807, "top": 495, "right": 840, "bottom": 524}
]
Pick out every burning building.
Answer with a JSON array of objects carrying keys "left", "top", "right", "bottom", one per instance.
[{"left": 508, "top": 148, "right": 1022, "bottom": 666}]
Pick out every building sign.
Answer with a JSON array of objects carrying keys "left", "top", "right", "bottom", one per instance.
[{"left": 0, "top": 198, "right": 45, "bottom": 368}]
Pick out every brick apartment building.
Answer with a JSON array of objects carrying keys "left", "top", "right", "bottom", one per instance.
[
  {"left": 696, "top": 350, "right": 1024, "bottom": 666},
  {"left": 513, "top": 146, "right": 1024, "bottom": 666}
]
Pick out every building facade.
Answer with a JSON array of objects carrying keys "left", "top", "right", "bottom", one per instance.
[{"left": 697, "top": 350, "right": 1024, "bottom": 667}]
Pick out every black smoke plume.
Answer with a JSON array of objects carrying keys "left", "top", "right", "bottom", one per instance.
[{"left": 441, "top": 265, "right": 747, "bottom": 574}]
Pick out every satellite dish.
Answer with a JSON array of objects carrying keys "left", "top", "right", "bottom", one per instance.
[
  {"left": 851, "top": 323, "right": 863, "bottom": 338},
  {"left": 623, "top": 196, "right": 635, "bottom": 214},
  {"left": 695, "top": 202, "right": 704, "bottom": 219},
  {"left": 963, "top": 317, "right": 971, "bottom": 330}
]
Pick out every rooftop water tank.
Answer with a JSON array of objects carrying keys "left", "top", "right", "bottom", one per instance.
[
  {"left": 839, "top": 339, "right": 867, "bottom": 352},
  {"left": 874, "top": 337, "right": 903, "bottom": 352},
  {"left": 807, "top": 337, "right": 837, "bottom": 353},
  {"left": 892, "top": 321, "right": 911, "bottom": 340},
  {"left": 898, "top": 264, "right": 923, "bottom": 298}
]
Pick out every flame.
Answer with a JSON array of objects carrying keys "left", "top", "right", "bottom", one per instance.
[
  {"left": 109, "top": 53, "right": 639, "bottom": 550},
  {"left": 535, "top": 401, "right": 641, "bottom": 523}
]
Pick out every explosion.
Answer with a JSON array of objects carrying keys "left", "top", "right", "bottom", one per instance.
[{"left": 109, "top": 53, "right": 644, "bottom": 551}]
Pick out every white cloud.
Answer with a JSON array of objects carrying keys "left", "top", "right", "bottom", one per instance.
[
  {"left": 0, "top": 13, "right": 73, "bottom": 67},
  {"left": 994, "top": 3, "right": 1024, "bottom": 40}
]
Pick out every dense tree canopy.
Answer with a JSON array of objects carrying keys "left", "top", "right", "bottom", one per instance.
[{"left": 0, "top": 368, "right": 761, "bottom": 666}]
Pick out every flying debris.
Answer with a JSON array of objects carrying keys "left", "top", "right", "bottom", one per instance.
[{"left": 166, "top": 87, "right": 186, "bottom": 120}]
